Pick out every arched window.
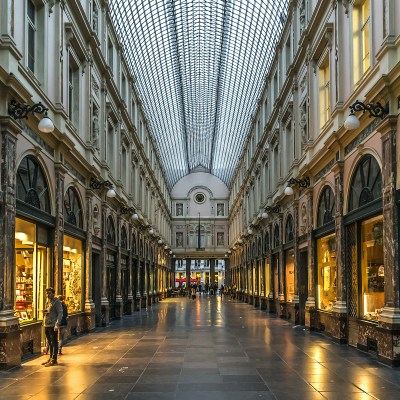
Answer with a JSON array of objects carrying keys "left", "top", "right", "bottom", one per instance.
[
  {"left": 348, "top": 155, "right": 382, "bottom": 212},
  {"left": 121, "top": 226, "right": 128, "bottom": 249},
  {"left": 64, "top": 187, "right": 83, "bottom": 228},
  {"left": 317, "top": 186, "right": 335, "bottom": 227},
  {"left": 106, "top": 216, "right": 116, "bottom": 245},
  {"left": 17, "top": 155, "right": 51, "bottom": 212},
  {"left": 285, "top": 214, "right": 294, "bottom": 242},
  {"left": 273, "top": 224, "right": 280, "bottom": 248}
]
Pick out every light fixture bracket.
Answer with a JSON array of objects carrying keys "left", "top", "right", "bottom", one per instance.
[
  {"left": 8, "top": 100, "right": 49, "bottom": 120},
  {"left": 349, "top": 100, "right": 389, "bottom": 120},
  {"left": 288, "top": 176, "right": 310, "bottom": 188},
  {"left": 265, "top": 205, "right": 281, "bottom": 214}
]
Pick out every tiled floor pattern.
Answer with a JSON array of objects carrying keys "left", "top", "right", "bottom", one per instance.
[{"left": 1, "top": 295, "right": 399, "bottom": 399}]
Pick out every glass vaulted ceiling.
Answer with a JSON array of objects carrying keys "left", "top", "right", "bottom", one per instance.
[{"left": 109, "top": 0, "right": 289, "bottom": 189}]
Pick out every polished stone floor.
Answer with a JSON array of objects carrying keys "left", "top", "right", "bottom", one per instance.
[{"left": 1, "top": 295, "right": 400, "bottom": 400}]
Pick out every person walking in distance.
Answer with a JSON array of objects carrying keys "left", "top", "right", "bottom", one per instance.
[
  {"left": 41, "top": 288, "right": 63, "bottom": 367},
  {"left": 58, "top": 295, "right": 68, "bottom": 355}
]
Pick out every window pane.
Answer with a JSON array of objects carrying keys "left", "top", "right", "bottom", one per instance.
[
  {"left": 361, "top": 216, "right": 384, "bottom": 321},
  {"left": 63, "top": 235, "right": 83, "bottom": 313},
  {"left": 317, "top": 234, "right": 337, "bottom": 311}
]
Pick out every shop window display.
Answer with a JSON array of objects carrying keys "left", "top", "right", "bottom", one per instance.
[
  {"left": 63, "top": 235, "right": 83, "bottom": 313},
  {"left": 15, "top": 218, "right": 49, "bottom": 323},
  {"left": 362, "top": 216, "right": 384, "bottom": 321},
  {"left": 285, "top": 250, "right": 295, "bottom": 302},
  {"left": 317, "top": 234, "right": 337, "bottom": 311}
]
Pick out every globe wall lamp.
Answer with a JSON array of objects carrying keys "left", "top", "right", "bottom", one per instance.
[
  {"left": 284, "top": 176, "right": 310, "bottom": 196},
  {"left": 344, "top": 100, "right": 389, "bottom": 130},
  {"left": 247, "top": 224, "right": 255, "bottom": 235},
  {"left": 89, "top": 177, "right": 116, "bottom": 198},
  {"left": 8, "top": 100, "right": 55, "bottom": 133},
  {"left": 238, "top": 238, "right": 243, "bottom": 244},
  {"left": 262, "top": 205, "right": 281, "bottom": 218},
  {"left": 120, "top": 205, "right": 138, "bottom": 221}
]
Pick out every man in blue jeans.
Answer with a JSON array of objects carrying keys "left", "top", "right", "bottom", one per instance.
[{"left": 41, "top": 287, "right": 63, "bottom": 367}]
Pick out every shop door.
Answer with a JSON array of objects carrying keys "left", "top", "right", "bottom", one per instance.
[
  {"left": 121, "top": 262, "right": 129, "bottom": 314},
  {"left": 92, "top": 252, "right": 101, "bottom": 327},
  {"left": 298, "top": 250, "right": 308, "bottom": 325},
  {"left": 346, "top": 223, "right": 359, "bottom": 347},
  {"left": 107, "top": 264, "right": 116, "bottom": 320}
]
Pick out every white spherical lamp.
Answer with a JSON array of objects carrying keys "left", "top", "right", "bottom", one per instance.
[
  {"left": 38, "top": 116, "right": 55, "bottom": 133},
  {"left": 344, "top": 113, "right": 360, "bottom": 130},
  {"left": 261, "top": 212, "right": 268, "bottom": 219},
  {"left": 106, "top": 188, "right": 116, "bottom": 198},
  {"left": 284, "top": 186, "right": 294, "bottom": 196}
]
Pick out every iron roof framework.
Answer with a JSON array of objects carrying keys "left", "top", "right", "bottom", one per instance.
[{"left": 109, "top": 0, "right": 289, "bottom": 189}]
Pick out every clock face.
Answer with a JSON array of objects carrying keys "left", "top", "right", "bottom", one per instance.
[{"left": 194, "top": 192, "right": 206, "bottom": 204}]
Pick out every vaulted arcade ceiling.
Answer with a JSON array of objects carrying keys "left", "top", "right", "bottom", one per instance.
[{"left": 109, "top": 0, "right": 289, "bottom": 189}]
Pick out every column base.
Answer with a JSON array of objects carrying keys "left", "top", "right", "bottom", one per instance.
[
  {"left": 84, "top": 301, "right": 96, "bottom": 332},
  {"left": 0, "top": 311, "right": 21, "bottom": 370}
]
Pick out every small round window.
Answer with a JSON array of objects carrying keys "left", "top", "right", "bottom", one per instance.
[{"left": 194, "top": 192, "right": 206, "bottom": 204}]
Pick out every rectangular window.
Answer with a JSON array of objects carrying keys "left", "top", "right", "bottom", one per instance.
[
  {"left": 361, "top": 216, "right": 384, "bottom": 321},
  {"left": 108, "top": 38, "right": 113, "bottom": 72},
  {"left": 15, "top": 218, "right": 50, "bottom": 324},
  {"left": 63, "top": 236, "right": 83, "bottom": 313},
  {"left": 68, "top": 59, "right": 80, "bottom": 126},
  {"left": 27, "top": 0, "right": 36, "bottom": 73},
  {"left": 107, "top": 123, "right": 114, "bottom": 170},
  {"left": 352, "top": 0, "right": 370, "bottom": 83},
  {"left": 318, "top": 57, "right": 330, "bottom": 128},
  {"left": 285, "top": 249, "right": 295, "bottom": 302},
  {"left": 121, "top": 146, "right": 127, "bottom": 187},
  {"left": 317, "top": 234, "right": 337, "bottom": 311}
]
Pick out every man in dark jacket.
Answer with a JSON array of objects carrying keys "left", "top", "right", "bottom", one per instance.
[{"left": 41, "top": 287, "right": 63, "bottom": 367}]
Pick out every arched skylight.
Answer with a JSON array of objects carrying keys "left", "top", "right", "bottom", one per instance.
[{"left": 109, "top": 0, "right": 289, "bottom": 189}]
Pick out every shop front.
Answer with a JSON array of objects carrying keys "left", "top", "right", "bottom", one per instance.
[
  {"left": 313, "top": 185, "right": 337, "bottom": 336},
  {"left": 15, "top": 155, "right": 54, "bottom": 357},
  {"left": 344, "top": 155, "right": 386, "bottom": 359}
]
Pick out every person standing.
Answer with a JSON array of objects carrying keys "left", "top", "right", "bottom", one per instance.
[
  {"left": 58, "top": 295, "right": 68, "bottom": 355},
  {"left": 41, "top": 288, "right": 63, "bottom": 367}
]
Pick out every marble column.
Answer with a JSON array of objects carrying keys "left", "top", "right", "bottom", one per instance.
[
  {"left": 378, "top": 117, "right": 400, "bottom": 325},
  {"left": 115, "top": 216, "right": 123, "bottom": 318},
  {"left": 209, "top": 258, "right": 215, "bottom": 287},
  {"left": 305, "top": 189, "right": 316, "bottom": 328},
  {"left": 54, "top": 164, "right": 66, "bottom": 295},
  {"left": 84, "top": 192, "right": 96, "bottom": 330},
  {"left": 186, "top": 258, "right": 191, "bottom": 291},
  {"left": 0, "top": 117, "right": 20, "bottom": 369},
  {"left": 100, "top": 202, "right": 109, "bottom": 325},
  {"left": 331, "top": 161, "right": 347, "bottom": 342}
]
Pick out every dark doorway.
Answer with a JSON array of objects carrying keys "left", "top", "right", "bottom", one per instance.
[
  {"left": 299, "top": 250, "right": 308, "bottom": 325},
  {"left": 91, "top": 252, "right": 101, "bottom": 327}
]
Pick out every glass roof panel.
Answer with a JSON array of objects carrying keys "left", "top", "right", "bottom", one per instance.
[{"left": 109, "top": 0, "right": 289, "bottom": 189}]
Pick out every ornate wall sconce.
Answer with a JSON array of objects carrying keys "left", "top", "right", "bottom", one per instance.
[
  {"left": 120, "top": 205, "right": 139, "bottom": 220},
  {"left": 262, "top": 205, "right": 281, "bottom": 218},
  {"left": 89, "top": 177, "right": 116, "bottom": 198},
  {"left": 344, "top": 100, "right": 389, "bottom": 130},
  {"left": 284, "top": 176, "right": 310, "bottom": 196},
  {"left": 8, "top": 100, "right": 55, "bottom": 133}
]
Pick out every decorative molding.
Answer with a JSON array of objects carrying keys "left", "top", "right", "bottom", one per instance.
[{"left": 344, "top": 119, "right": 379, "bottom": 156}]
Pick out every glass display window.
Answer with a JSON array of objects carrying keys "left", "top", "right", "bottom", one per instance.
[
  {"left": 317, "top": 233, "right": 337, "bottom": 311},
  {"left": 63, "top": 235, "right": 83, "bottom": 313},
  {"left": 361, "top": 216, "right": 384, "bottom": 321},
  {"left": 264, "top": 260, "right": 270, "bottom": 296},
  {"left": 285, "top": 250, "right": 295, "bottom": 302},
  {"left": 15, "top": 218, "right": 50, "bottom": 323}
]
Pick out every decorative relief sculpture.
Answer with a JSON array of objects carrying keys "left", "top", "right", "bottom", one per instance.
[
  {"left": 299, "top": 0, "right": 306, "bottom": 36},
  {"left": 300, "top": 103, "right": 308, "bottom": 152}
]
